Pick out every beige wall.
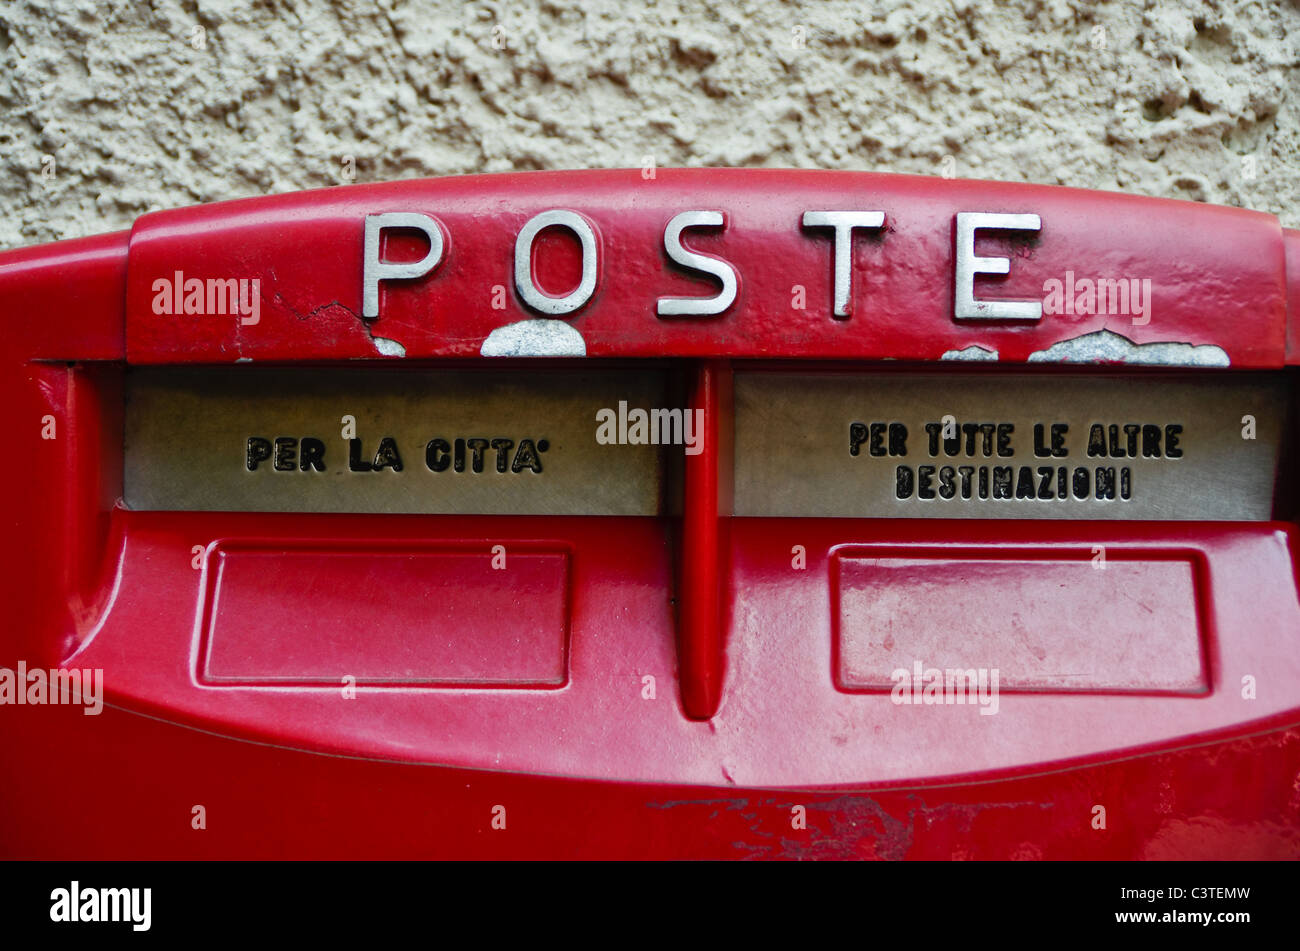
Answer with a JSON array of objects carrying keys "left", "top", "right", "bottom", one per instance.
[{"left": 2, "top": 0, "right": 1297, "bottom": 248}]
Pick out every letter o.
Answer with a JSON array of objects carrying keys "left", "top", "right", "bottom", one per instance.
[{"left": 514, "top": 209, "right": 598, "bottom": 315}]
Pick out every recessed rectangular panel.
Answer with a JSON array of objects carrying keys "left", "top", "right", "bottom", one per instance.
[
  {"left": 125, "top": 367, "right": 666, "bottom": 514},
  {"left": 735, "top": 372, "right": 1284, "bottom": 519},
  {"left": 201, "top": 545, "right": 569, "bottom": 686},
  {"left": 833, "top": 549, "right": 1206, "bottom": 693}
]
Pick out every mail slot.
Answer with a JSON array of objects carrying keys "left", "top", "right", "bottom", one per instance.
[
  {"left": 124, "top": 366, "right": 675, "bottom": 515},
  {"left": 735, "top": 370, "right": 1286, "bottom": 519},
  {"left": 4, "top": 168, "right": 1300, "bottom": 859}
]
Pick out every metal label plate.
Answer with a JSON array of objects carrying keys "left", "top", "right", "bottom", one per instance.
[
  {"left": 734, "top": 372, "right": 1285, "bottom": 520},
  {"left": 125, "top": 368, "right": 667, "bottom": 515}
]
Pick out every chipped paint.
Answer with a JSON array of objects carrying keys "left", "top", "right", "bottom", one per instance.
[
  {"left": 941, "top": 344, "right": 998, "bottom": 361},
  {"left": 481, "top": 318, "right": 587, "bottom": 357},
  {"left": 371, "top": 336, "right": 406, "bottom": 357},
  {"left": 1027, "top": 329, "right": 1229, "bottom": 367}
]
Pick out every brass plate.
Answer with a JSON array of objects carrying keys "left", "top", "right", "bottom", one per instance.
[
  {"left": 734, "top": 372, "right": 1284, "bottom": 520},
  {"left": 125, "top": 368, "right": 667, "bottom": 515}
]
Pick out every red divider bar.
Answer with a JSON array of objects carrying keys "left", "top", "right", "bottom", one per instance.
[{"left": 677, "top": 360, "right": 733, "bottom": 719}]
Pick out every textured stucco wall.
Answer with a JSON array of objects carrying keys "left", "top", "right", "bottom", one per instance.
[{"left": 1, "top": 0, "right": 1297, "bottom": 249}]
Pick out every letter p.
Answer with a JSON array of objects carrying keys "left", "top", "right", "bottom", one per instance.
[{"left": 362, "top": 213, "right": 445, "bottom": 318}]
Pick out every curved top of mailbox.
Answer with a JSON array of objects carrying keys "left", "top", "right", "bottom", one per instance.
[{"left": 3, "top": 168, "right": 1298, "bottom": 366}]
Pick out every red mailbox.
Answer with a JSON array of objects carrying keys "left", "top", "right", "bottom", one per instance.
[{"left": 2, "top": 169, "right": 1299, "bottom": 859}]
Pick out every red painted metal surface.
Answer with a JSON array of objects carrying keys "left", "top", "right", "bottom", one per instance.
[
  {"left": 20, "top": 510, "right": 1296, "bottom": 787},
  {"left": 2, "top": 170, "right": 1300, "bottom": 858},
  {"left": 5, "top": 699, "right": 1299, "bottom": 859},
  {"left": 1286, "top": 227, "right": 1300, "bottom": 365},
  {"left": 200, "top": 544, "right": 571, "bottom": 686}
]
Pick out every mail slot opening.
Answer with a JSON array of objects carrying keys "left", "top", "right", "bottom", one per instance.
[
  {"left": 123, "top": 363, "right": 685, "bottom": 516},
  {"left": 732, "top": 366, "right": 1292, "bottom": 521}
]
